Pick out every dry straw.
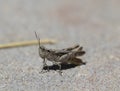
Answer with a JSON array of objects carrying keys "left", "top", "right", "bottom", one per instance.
[{"left": 0, "top": 39, "right": 56, "bottom": 49}]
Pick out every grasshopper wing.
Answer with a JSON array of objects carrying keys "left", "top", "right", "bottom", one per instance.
[{"left": 68, "top": 58, "right": 86, "bottom": 65}]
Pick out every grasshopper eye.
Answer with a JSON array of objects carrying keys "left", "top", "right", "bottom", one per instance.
[{"left": 47, "top": 50, "right": 50, "bottom": 52}]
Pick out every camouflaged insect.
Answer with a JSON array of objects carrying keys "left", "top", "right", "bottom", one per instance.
[{"left": 35, "top": 32, "right": 85, "bottom": 74}]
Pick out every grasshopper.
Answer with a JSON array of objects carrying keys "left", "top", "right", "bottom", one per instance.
[{"left": 35, "top": 32, "right": 85, "bottom": 74}]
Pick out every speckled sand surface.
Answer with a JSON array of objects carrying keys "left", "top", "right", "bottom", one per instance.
[{"left": 0, "top": 0, "right": 120, "bottom": 91}]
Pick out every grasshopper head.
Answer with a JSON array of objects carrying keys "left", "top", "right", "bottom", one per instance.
[{"left": 39, "top": 45, "right": 46, "bottom": 58}]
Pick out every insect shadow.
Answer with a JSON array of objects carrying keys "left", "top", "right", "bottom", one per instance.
[{"left": 43, "top": 59, "right": 86, "bottom": 71}]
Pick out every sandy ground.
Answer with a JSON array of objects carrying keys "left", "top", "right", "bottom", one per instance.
[{"left": 0, "top": 0, "right": 120, "bottom": 91}]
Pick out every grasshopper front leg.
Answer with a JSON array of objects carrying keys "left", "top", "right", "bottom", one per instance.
[
  {"left": 43, "top": 58, "right": 47, "bottom": 67},
  {"left": 41, "top": 58, "right": 50, "bottom": 73}
]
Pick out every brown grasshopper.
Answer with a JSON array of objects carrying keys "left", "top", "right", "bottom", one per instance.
[{"left": 35, "top": 32, "right": 85, "bottom": 74}]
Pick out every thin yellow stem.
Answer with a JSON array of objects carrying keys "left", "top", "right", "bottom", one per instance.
[{"left": 0, "top": 39, "right": 56, "bottom": 49}]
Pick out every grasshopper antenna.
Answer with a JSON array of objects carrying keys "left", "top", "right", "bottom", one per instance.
[{"left": 35, "top": 32, "right": 41, "bottom": 48}]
